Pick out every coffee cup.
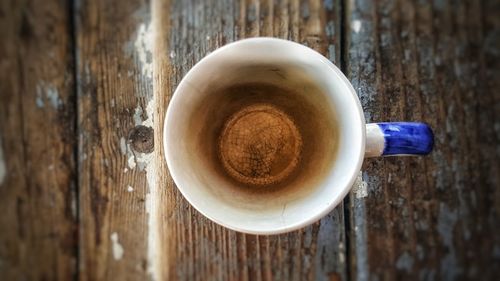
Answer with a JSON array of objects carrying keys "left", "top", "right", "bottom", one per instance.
[{"left": 164, "top": 38, "right": 433, "bottom": 234}]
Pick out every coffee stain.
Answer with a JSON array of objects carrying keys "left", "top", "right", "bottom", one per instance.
[
  {"left": 186, "top": 78, "right": 339, "bottom": 209},
  {"left": 219, "top": 104, "right": 302, "bottom": 186}
]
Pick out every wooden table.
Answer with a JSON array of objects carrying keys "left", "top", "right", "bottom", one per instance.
[{"left": 1, "top": 0, "right": 499, "bottom": 280}]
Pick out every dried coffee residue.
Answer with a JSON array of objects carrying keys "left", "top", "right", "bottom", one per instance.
[{"left": 218, "top": 104, "right": 302, "bottom": 186}]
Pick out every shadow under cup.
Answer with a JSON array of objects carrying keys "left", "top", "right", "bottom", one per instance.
[{"left": 165, "top": 40, "right": 364, "bottom": 233}]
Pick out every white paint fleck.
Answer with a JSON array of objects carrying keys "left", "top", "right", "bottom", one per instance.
[
  {"left": 206, "top": 35, "right": 211, "bottom": 41},
  {"left": 169, "top": 50, "right": 176, "bottom": 59},
  {"left": 339, "top": 252, "right": 345, "bottom": 264},
  {"left": 351, "top": 20, "right": 362, "bottom": 33},
  {"left": 416, "top": 244, "right": 424, "bottom": 260},
  {"left": 404, "top": 49, "right": 411, "bottom": 61},
  {"left": 133, "top": 23, "right": 153, "bottom": 79},
  {"left": 36, "top": 84, "right": 44, "bottom": 107},
  {"left": 352, "top": 172, "right": 368, "bottom": 198},
  {"left": 46, "top": 85, "right": 61, "bottom": 109},
  {"left": 434, "top": 56, "right": 442, "bottom": 66},
  {"left": 35, "top": 97, "right": 44, "bottom": 108},
  {"left": 124, "top": 167, "right": 129, "bottom": 173},
  {"left": 136, "top": 151, "right": 153, "bottom": 171},
  {"left": 327, "top": 45, "right": 336, "bottom": 62},
  {"left": 324, "top": 0, "right": 334, "bottom": 10},
  {"left": 36, "top": 82, "right": 62, "bottom": 109},
  {"left": 134, "top": 105, "right": 144, "bottom": 126},
  {"left": 110, "top": 232, "right": 124, "bottom": 260},
  {"left": 127, "top": 155, "right": 136, "bottom": 169},
  {"left": 142, "top": 99, "right": 154, "bottom": 127},
  {"left": 127, "top": 185, "right": 134, "bottom": 192},
  {"left": 338, "top": 243, "right": 346, "bottom": 263},
  {"left": 110, "top": 98, "right": 115, "bottom": 108},
  {"left": 130, "top": 6, "right": 157, "bottom": 279},
  {"left": 119, "top": 137, "right": 127, "bottom": 155},
  {"left": 396, "top": 251, "right": 414, "bottom": 272},
  {"left": 142, "top": 85, "right": 157, "bottom": 281},
  {"left": 352, "top": 173, "right": 370, "bottom": 281},
  {"left": 0, "top": 136, "right": 5, "bottom": 185}
]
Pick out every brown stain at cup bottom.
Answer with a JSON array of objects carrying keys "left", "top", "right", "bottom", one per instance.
[
  {"left": 187, "top": 81, "right": 339, "bottom": 203},
  {"left": 219, "top": 104, "right": 303, "bottom": 186}
]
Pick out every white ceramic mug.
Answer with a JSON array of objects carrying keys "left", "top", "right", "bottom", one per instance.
[{"left": 164, "top": 38, "right": 433, "bottom": 234}]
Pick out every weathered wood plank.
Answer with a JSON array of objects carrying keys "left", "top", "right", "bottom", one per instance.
[
  {"left": 0, "top": 0, "right": 77, "bottom": 280},
  {"left": 346, "top": 0, "right": 500, "bottom": 280},
  {"left": 75, "top": 0, "right": 154, "bottom": 279},
  {"left": 153, "top": 0, "right": 346, "bottom": 280}
]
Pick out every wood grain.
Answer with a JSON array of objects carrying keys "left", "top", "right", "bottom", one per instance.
[
  {"left": 1, "top": 0, "right": 498, "bottom": 280},
  {"left": 346, "top": 0, "right": 500, "bottom": 280},
  {"left": 0, "top": 0, "right": 77, "bottom": 280},
  {"left": 75, "top": 0, "right": 153, "bottom": 279},
  {"left": 153, "top": 0, "right": 346, "bottom": 280}
]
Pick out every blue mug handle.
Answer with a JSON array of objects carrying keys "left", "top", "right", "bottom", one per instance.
[{"left": 365, "top": 122, "right": 434, "bottom": 157}]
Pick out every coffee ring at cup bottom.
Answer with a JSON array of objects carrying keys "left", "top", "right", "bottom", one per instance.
[{"left": 218, "top": 104, "right": 302, "bottom": 186}]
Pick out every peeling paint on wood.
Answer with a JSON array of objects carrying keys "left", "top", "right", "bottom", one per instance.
[
  {"left": 352, "top": 172, "right": 368, "bottom": 199},
  {"left": 77, "top": 0, "right": 152, "bottom": 279},
  {"left": 111, "top": 232, "right": 125, "bottom": 261}
]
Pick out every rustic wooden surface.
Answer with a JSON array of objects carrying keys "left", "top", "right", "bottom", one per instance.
[
  {"left": 0, "top": 0, "right": 77, "bottom": 280},
  {"left": 347, "top": 0, "right": 500, "bottom": 280},
  {"left": 0, "top": 0, "right": 499, "bottom": 280},
  {"left": 75, "top": 0, "right": 153, "bottom": 280}
]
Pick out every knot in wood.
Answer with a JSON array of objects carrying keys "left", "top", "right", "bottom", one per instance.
[{"left": 128, "top": 125, "right": 154, "bottom": 153}]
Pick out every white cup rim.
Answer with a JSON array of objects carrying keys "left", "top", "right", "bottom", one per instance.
[{"left": 164, "top": 37, "right": 365, "bottom": 234}]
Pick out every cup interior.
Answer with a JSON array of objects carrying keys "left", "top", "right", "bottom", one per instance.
[{"left": 164, "top": 38, "right": 365, "bottom": 234}]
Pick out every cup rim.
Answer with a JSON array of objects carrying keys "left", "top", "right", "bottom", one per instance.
[{"left": 164, "top": 37, "right": 365, "bottom": 234}]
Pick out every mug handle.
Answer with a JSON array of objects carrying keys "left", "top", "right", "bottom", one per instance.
[{"left": 365, "top": 122, "right": 434, "bottom": 158}]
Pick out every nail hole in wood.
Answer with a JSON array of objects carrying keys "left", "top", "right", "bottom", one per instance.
[{"left": 128, "top": 125, "right": 154, "bottom": 153}]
